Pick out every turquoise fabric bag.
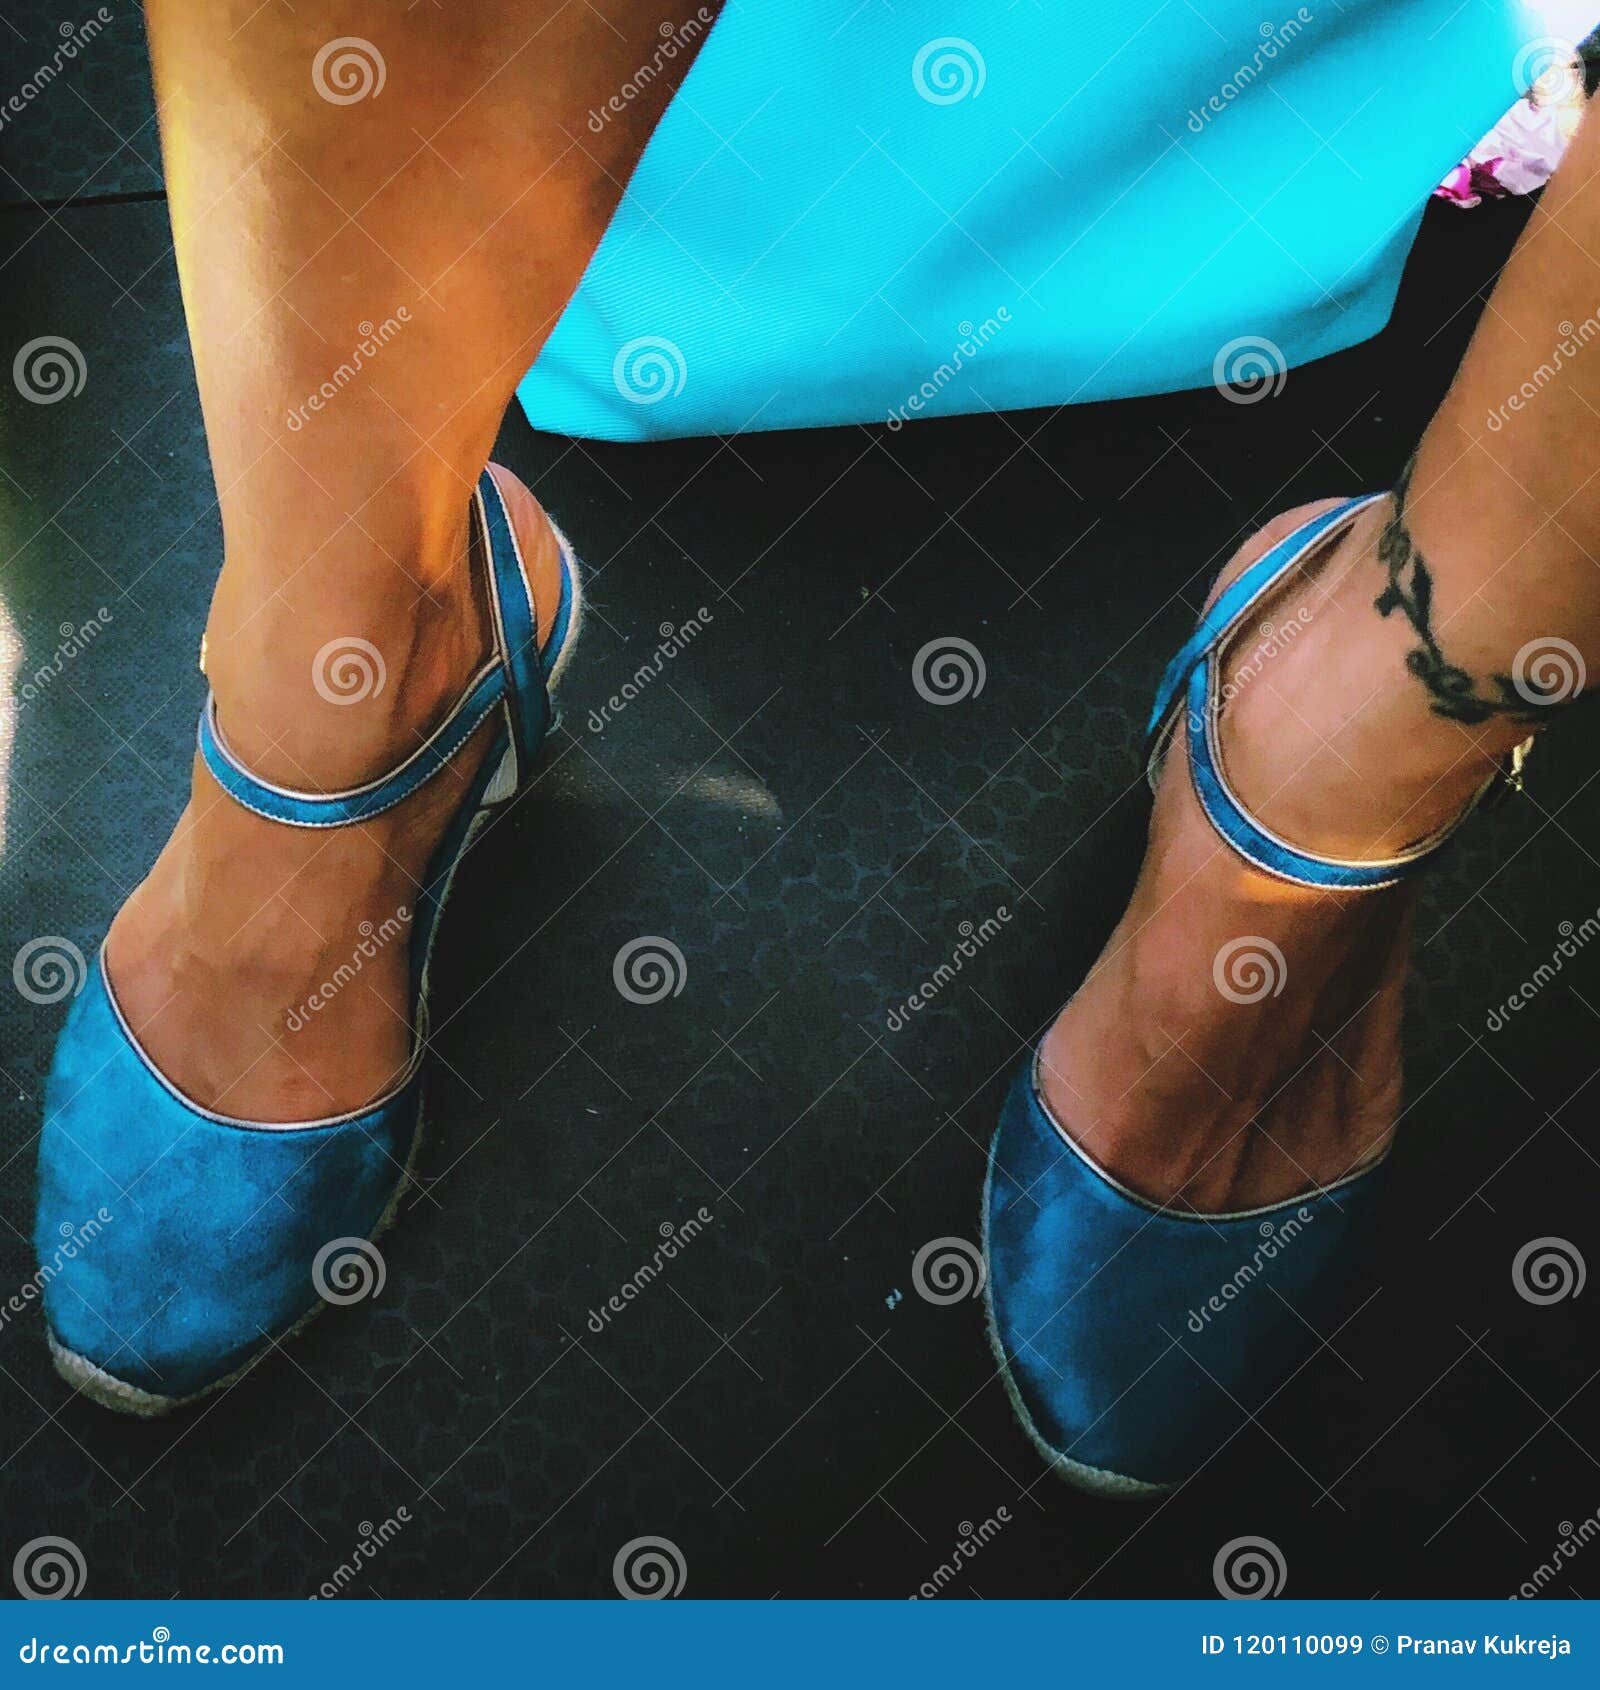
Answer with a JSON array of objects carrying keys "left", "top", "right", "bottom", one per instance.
[{"left": 517, "top": 2, "right": 1594, "bottom": 442}]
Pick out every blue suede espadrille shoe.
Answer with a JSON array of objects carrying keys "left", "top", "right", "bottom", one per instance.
[
  {"left": 35, "top": 466, "right": 581, "bottom": 1415},
  {"left": 984, "top": 495, "right": 1532, "bottom": 1497}
]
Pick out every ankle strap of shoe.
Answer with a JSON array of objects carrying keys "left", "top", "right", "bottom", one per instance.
[
  {"left": 1145, "top": 494, "right": 1532, "bottom": 892},
  {"left": 196, "top": 469, "right": 552, "bottom": 829}
]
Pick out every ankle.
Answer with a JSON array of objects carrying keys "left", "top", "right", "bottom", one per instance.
[
  {"left": 1220, "top": 500, "right": 1525, "bottom": 858},
  {"left": 204, "top": 503, "right": 488, "bottom": 790}
]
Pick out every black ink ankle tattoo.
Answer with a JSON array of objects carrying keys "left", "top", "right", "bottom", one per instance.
[{"left": 1374, "top": 455, "right": 1581, "bottom": 726}]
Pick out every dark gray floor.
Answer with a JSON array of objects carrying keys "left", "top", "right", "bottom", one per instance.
[
  {"left": 3, "top": 44, "right": 1599, "bottom": 1600},
  {"left": 1, "top": 2, "right": 160, "bottom": 205}
]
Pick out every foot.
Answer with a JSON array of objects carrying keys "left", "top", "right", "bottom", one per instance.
[
  {"left": 1040, "top": 498, "right": 1507, "bottom": 1211},
  {"left": 106, "top": 465, "right": 563, "bottom": 1122}
]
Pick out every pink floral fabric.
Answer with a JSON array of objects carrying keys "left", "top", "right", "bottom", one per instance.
[{"left": 1435, "top": 55, "right": 1588, "bottom": 207}]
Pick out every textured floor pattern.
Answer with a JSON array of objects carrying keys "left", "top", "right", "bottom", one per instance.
[
  {"left": 2, "top": 93, "right": 1599, "bottom": 1598},
  {"left": 0, "top": 1, "right": 160, "bottom": 205}
]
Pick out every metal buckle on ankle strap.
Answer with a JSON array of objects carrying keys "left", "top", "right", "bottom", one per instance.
[{"left": 1482, "top": 734, "right": 1535, "bottom": 812}]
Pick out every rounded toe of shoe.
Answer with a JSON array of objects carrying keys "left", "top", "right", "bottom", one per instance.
[
  {"left": 983, "top": 1077, "right": 1188, "bottom": 1497},
  {"left": 45, "top": 1329, "right": 197, "bottom": 1417},
  {"left": 35, "top": 974, "right": 418, "bottom": 1413},
  {"left": 34, "top": 1220, "right": 274, "bottom": 1412},
  {"left": 985, "top": 1292, "right": 1175, "bottom": 1500}
]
